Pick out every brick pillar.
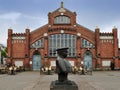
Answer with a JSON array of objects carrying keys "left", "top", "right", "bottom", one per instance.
[
  {"left": 44, "top": 35, "right": 48, "bottom": 65},
  {"left": 44, "top": 36, "right": 48, "bottom": 56},
  {"left": 40, "top": 48, "right": 44, "bottom": 66},
  {"left": 76, "top": 35, "right": 81, "bottom": 65},
  {"left": 48, "top": 12, "right": 52, "bottom": 25},
  {"left": 7, "top": 29, "right": 12, "bottom": 65},
  {"left": 113, "top": 27, "right": 119, "bottom": 68},
  {"left": 95, "top": 27, "right": 101, "bottom": 68},
  {"left": 25, "top": 28, "right": 30, "bottom": 69},
  {"left": 73, "top": 12, "right": 76, "bottom": 25}
]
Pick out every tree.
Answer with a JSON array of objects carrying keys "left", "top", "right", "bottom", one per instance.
[{"left": 1, "top": 48, "right": 7, "bottom": 58}]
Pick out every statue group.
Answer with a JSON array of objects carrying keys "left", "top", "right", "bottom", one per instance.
[{"left": 50, "top": 48, "right": 78, "bottom": 90}]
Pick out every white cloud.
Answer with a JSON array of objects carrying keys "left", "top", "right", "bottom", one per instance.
[
  {"left": 21, "top": 14, "right": 47, "bottom": 30},
  {"left": 0, "top": 12, "right": 22, "bottom": 46},
  {"left": 0, "top": 12, "right": 21, "bottom": 20},
  {"left": 0, "top": 12, "right": 47, "bottom": 46},
  {"left": 0, "top": 12, "right": 21, "bottom": 24}
]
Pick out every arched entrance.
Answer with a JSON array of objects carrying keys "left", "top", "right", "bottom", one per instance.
[
  {"left": 83, "top": 50, "right": 93, "bottom": 70},
  {"left": 32, "top": 50, "right": 42, "bottom": 71}
]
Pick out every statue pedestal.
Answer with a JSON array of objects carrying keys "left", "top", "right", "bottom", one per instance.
[{"left": 50, "top": 80, "right": 78, "bottom": 90}]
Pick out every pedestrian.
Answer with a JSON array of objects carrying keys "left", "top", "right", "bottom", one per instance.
[{"left": 110, "top": 61, "right": 115, "bottom": 70}]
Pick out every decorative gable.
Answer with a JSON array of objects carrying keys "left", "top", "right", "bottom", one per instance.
[{"left": 48, "top": 2, "right": 76, "bottom": 26}]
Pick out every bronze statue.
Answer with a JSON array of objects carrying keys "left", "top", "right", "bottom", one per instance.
[
  {"left": 50, "top": 48, "right": 78, "bottom": 90},
  {"left": 56, "top": 48, "right": 72, "bottom": 83}
]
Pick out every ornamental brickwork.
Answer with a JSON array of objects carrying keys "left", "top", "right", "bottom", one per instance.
[{"left": 7, "top": 2, "right": 120, "bottom": 70}]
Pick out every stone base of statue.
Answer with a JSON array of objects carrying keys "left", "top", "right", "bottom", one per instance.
[{"left": 50, "top": 80, "right": 78, "bottom": 90}]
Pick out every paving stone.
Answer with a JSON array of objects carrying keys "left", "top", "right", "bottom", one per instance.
[{"left": 0, "top": 71, "right": 120, "bottom": 90}]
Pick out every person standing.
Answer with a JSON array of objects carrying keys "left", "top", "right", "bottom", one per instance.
[{"left": 110, "top": 61, "right": 115, "bottom": 70}]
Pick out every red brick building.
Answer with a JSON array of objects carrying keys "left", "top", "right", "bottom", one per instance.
[{"left": 7, "top": 2, "right": 120, "bottom": 70}]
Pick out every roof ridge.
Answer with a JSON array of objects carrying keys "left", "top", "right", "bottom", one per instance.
[
  {"left": 30, "top": 24, "right": 48, "bottom": 33},
  {"left": 76, "top": 23, "right": 94, "bottom": 33}
]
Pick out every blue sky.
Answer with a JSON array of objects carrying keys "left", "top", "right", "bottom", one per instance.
[{"left": 0, "top": 0, "right": 120, "bottom": 47}]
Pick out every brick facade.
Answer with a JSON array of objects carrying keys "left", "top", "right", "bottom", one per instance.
[{"left": 7, "top": 2, "right": 120, "bottom": 70}]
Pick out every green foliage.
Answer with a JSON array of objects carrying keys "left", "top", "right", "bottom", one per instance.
[{"left": 1, "top": 48, "right": 7, "bottom": 58}]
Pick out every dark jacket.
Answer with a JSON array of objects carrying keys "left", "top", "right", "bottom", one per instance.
[{"left": 56, "top": 56, "right": 72, "bottom": 73}]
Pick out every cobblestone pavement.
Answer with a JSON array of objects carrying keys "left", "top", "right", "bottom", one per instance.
[
  {"left": 0, "top": 71, "right": 120, "bottom": 90},
  {"left": 31, "top": 71, "right": 120, "bottom": 90},
  {"left": 0, "top": 71, "right": 40, "bottom": 90},
  {"left": 33, "top": 74, "right": 97, "bottom": 90}
]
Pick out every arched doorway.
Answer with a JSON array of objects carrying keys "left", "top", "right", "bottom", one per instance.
[
  {"left": 32, "top": 50, "right": 42, "bottom": 70},
  {"left": 83, "top": 50, "right": 93, "bottom": 70}
]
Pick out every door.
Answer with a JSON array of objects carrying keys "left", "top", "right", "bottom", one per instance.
[
  {"left": 32, "top": 55, "right": 41, "bottom": 70},
  {"left": 83, "top": 50, "right": 92, "bottom": 70}
]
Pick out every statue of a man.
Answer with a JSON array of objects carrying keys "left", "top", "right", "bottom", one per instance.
[{"left": 56, "top": 48, "right": 72, "bottom": 82}]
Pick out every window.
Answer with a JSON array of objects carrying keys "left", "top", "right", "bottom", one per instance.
[
  {"left": 49, "top": 34, "right": 76, "bottom": 57},
  {"left": 82, "top": 38, "right": 95, "bottom": 48},
  {"left": 54, "top": 16, "right": 70, "bottom": 24},
  {"left": 30, "top": 38, "right": 44, "bottom": 48}
]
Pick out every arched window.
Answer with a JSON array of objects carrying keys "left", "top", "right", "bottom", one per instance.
[
  {"left": 81, "top": 38, "right": 95, "bottom": 48},
  {"left": 54, "top": 16, "right": 70, "bottom": 24},
  {"left": 30, "top": 38, "right": 44, "bottom": 48},
  {"left": 49, "top": 34, "right": 76, "bottom": 57}
]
